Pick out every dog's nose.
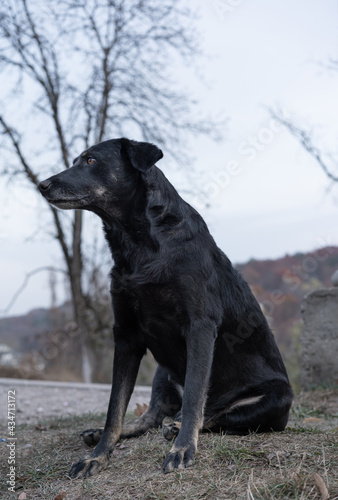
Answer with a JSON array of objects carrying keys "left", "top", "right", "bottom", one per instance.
[{"left": 38, "top": 179, "right": 52, "bottom": 191}]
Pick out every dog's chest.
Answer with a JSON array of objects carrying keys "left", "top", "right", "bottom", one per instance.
[
  {"left": 132, "top": 284, "right": 188, "bottom": 378},
  {"left": 133, "top": 283, "right": 186, "bottom": 332}
]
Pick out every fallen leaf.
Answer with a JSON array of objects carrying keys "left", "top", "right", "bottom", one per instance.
[
  {"left": 53, "top": 491, "right": 67, "bottom": 500},
  {"left": 35, "top": 424, "right": 47, "bottom": 431},
  {"left": 115, "top": 443, "right": 128, "bottom": 450},
  {"left": 134, "top": 402, "right": 148, "bottom": 417},
  {"left": 313, "top": 472, "right": 329, "bottom": 500},
  {"left": 303, "top": 417, "right": 324, "bottom": 423},
  {"left": 18, "top": 493, "right": 27, "bottom": 500}
]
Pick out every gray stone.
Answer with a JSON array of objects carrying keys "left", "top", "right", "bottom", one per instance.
[
  {"left": 331, "top": 269, "right": 338, "bottom": 286},
  {"left": 301, "top": 287, "right": 338, "bottom": 389}
]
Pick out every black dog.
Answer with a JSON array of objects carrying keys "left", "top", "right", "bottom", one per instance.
[{"left": 39, "top": 138, "right": 293, "bottom": 478}]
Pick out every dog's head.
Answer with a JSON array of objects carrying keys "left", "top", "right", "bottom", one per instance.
[{"left": 38, "top": 138, "right": 163, "bottom": 218}]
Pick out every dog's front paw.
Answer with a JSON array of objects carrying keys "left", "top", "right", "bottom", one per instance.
[
  {"left": 162, "top": 421, "right": 181, "bottom": 441},
  {"left": 81, "top": 428, "right": 103, "bottom": 446},
  {"left": 163, "top": 442, "right": 195, "bottom": 473},
  {"left": 68, "top": 454, "right": 110, "bottom": 479}
]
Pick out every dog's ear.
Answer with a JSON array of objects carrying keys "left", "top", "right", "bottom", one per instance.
[{"left": 120, "top": 138, "right": 163, "bottom": 172}]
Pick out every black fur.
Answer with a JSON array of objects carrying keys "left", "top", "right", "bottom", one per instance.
[{"left": 39, "top": 138, "right": 293, "bottom": 477}]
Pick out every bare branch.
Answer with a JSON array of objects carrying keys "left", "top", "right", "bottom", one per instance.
[
  {"left": 0, "top": 113, "right": 73, "bottom": 267},
  {"left": 0, "top": 0, "right": 70, "bottom": 167},
  {"left": 22, "top": 0, "right": 69, "bottom": 168},
  {"left": 0, "top": 115, "right": 39, "bottom": 186},
  {"left": 269, "top": 108, "right": 338, "bottom": 183},
  {"left": 2, "top": 266, "right": 67, "bottom": 315}
]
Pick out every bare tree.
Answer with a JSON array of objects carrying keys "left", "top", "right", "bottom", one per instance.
[{"left": 0, "top": 0, "right": 220, "bottom": 382}]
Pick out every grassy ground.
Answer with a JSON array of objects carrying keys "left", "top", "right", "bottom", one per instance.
[{"left": 0, "top": 388, "right": 337, "bottom": 500}]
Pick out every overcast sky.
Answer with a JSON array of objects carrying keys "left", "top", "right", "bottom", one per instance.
[{"left": 1, "top": 0, "right": 338, "bottom": 316}]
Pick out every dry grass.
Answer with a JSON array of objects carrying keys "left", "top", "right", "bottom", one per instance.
[{"left": 0, "top": 388, "right": 337, "bottom": 500}]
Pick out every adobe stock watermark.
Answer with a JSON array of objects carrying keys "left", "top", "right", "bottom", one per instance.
[
  {"left": 223, "top": 310, "right": 264, "bottom": 354},
  {"left": 261, "top": 242, "right": 336, "bottom": 318},
  {"left": 213, "top": 0, "right": 244, "bottom": 19},
  {"left": 221, "top": 238, "right": 335, "bottom": 353},
  {"left": 15, "top": 321, "right": 80, "bottom": 379},
  {"left": 191, "top": 118, "right": 283, "bottom": 210},
  {"left": 6, "top": 389, "right": 16, "bottom": 493}
]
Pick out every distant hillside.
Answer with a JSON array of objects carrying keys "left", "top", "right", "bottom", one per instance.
[
  {"left": 237, "top": 246, "right": 338, "bottom": 345},
  {"left": 0, "top": 246, "right": 337, "bottom": 388},
  {"left": 0, "top": 304, "right": 73, "bottom": 351}
]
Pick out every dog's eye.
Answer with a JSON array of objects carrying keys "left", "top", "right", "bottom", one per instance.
[{"left": 87, "top": 157, "right": 96, "bottom": 165}]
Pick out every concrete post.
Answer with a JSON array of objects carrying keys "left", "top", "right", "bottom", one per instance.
[{"left": 301, "top": 277, "right": 338, "bottom": 389}]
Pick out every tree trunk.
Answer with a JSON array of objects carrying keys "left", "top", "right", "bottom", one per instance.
[{"left": 68, "top": 210, "right": 95, "bottom": 383}]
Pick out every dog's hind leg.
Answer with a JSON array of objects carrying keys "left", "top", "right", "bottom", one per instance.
[
  {"left": 81, "top": 365, "right": 182, "bottom": 446},
  {"left": 121, "top": 365, "right": 183, "bottom": 438},
  {"left": 205, "top": 379, "right": 293, "bottom": 435}
]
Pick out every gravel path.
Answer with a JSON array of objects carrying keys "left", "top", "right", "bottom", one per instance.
[{"left": 0, "top": 378, "right": 151, "bottom": 425}]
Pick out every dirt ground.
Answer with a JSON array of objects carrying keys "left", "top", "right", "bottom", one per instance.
[{"left": 0, "top": 380, "right": 337, "bottom": 500}]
